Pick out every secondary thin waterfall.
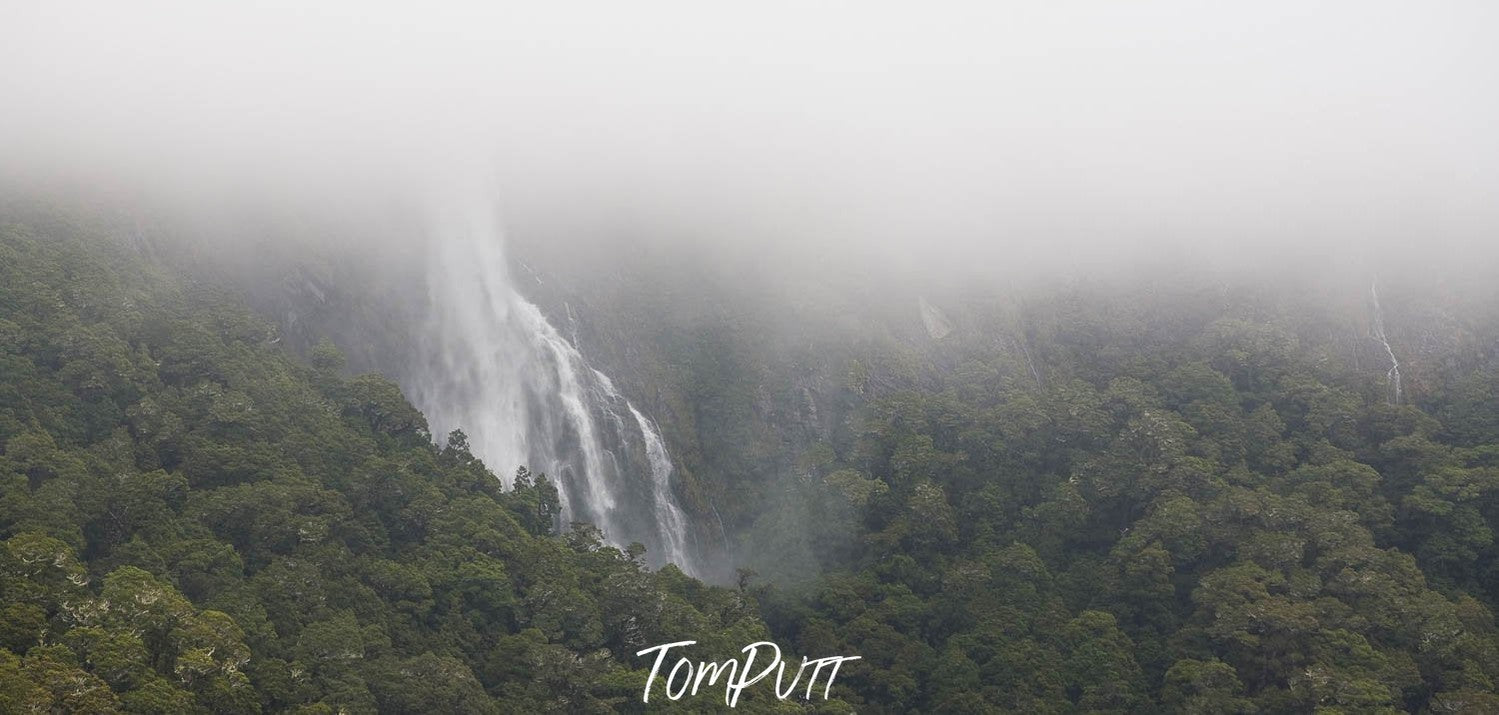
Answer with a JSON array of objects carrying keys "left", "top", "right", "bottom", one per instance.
[
  {"left": 406, "top": 199, "right": 696, "bottom": 574},
  {"left": 1369, "top": 280, "right": 1401, "bottom": 405},
  {"left": 630, "top": 406, "right": 693, "bottom": 569}
]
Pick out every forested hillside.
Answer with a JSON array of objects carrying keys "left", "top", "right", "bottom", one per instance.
[
  {"left": 6, "top": 211, "right": 1499, "bottom": 713},
  {"left": 0, "top": 217, "right": 827, "bottom": 713},
  {"left": 744, "top": 280, "right": 1499, "bottom": 712}
]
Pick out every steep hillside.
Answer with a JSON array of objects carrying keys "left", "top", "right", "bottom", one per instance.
[{"left": 0, "top": 215, "right": 830, "bottom": 713}]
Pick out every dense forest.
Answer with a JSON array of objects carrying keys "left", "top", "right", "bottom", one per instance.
[
  {"left": 5, "top": 212, "right": 1499, "bottom": 713},
  {"left": 0, "top": 216, "right": 828, "bottom": 713},
  {"left": 744, "top": 281, "right": 1499, "bottom": 713}
]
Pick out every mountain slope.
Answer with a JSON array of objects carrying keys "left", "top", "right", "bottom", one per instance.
[{"left": 0, "top": 215, "right": 825, "bottom": 713}]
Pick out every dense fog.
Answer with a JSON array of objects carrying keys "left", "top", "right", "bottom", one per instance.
[{"left": 3, "top": 1, "right": 1497, "bottom": 282}]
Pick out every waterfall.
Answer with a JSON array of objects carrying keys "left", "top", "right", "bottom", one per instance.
[
  {"left": 1369, "top": 280, "right": 1401, "bottom": 405},
  {"left": 406, "top": 196, "right": 696, "bottom": 574}
]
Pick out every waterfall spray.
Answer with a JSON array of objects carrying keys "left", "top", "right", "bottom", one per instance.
[{"left": 406, "top": 195, "right": 697, "bottom": 574}]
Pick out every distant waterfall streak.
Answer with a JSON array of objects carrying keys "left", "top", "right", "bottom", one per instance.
[{"left": 1369, "top": 280, "right": 1401, "bottom": 405}]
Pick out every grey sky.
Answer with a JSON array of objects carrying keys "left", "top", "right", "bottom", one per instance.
[{"left": 3, "top": 1, "right": 1496, "bottom": 275}]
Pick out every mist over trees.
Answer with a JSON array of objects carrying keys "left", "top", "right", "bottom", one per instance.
[
  {"left": 6, "top": 197, "right": 1499, "bottom": 711},
  {"left": 0, "top": 217, "right": 818, "bottom": 713},
  {"left": 5, "top": 1, "right": 1499, "bottom": 712}
]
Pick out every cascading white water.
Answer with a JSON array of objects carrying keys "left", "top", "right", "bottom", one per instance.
[
  {"left": 629, "top": 406, "right": 693, "bottom": 569},
  {"left": 406, "top": 197, "right": 696, "bottom": 574}
]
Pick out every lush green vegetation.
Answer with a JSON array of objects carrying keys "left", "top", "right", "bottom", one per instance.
[
  {"left": 0, "top": 218, "right": 832, "bottom": 713},
  {"left": 6, "top": 211, "right": 1499, "bottom": 713},
  {"left": 746, "top": 281, "right": 1499, "bottom": 713}
]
